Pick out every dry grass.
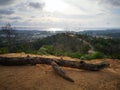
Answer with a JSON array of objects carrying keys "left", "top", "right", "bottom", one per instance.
[{"left": 0, "top": 53, "right": 120, "bottom": 90}]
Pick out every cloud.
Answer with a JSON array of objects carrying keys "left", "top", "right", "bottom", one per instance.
[
  {"left": 28, "top": 2, "right": 45, "bottom": 9},
  {"left": 0, "top": 0, "right": 15, "bottom": 6},
  {"left": 0, "top": 9, "right": 14, "bottom": 15},
  {"left": 8, "top": 16, "right": 22, "bottom": 20},
  {"left": 0, "top": 0, "right": 120, "bottom": 29},
  {"left": 63, "top": 0, "right": 104, "bottom": 15},
  {"left": 99, "top": 0, "right": 120, "bottom": 7},
  {"left": 0, "top": 15, "right": 3, "bottom": 19}
]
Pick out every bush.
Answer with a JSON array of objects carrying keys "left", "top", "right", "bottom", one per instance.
[
  {"left": 80, "top": 54, "right": 93, "bottom": 60},
  {"left": 37, "top": 47, "right": 48, "bottom": 55},
  {"left": 80, "top": 52, "right": 105, "bottom": 60},
  {"left": 25, "top": 50, "right": 37, "bottom": 54},
  {"left": 37, "top": 45, "right": 54, "bottom": 55},
  {"left": 64, "top": 52, "right": 83, "bottom": 58},
  {"left": 0, "top": 48, "right": 9, "bottom": 54},
  {"left": 91, "top": 52, "right": 105, "bottom": 59},
  {"left": 53, "top": 51, "right": 63, "bottom": 56},
  {"left": 110, "top": 55, "right": 120, "bottom": 59}
]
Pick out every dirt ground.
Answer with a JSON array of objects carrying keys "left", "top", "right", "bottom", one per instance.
[{"left": 0, "top": 53, "right": 120, "bottom": 90}]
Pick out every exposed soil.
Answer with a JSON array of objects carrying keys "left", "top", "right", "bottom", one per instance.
[{"left": 0, "top": 53, "right": 120, "bottom": 90}]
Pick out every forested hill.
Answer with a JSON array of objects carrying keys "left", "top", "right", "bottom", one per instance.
[
  {"left": 0, "top": 30, "right": 120, "bottom": 59},
  {"left": 32, "top": 33, "right": 120, "bottom": 59},
  {"left": 33, "top": 33, "right": 90, "bottom": 53}
]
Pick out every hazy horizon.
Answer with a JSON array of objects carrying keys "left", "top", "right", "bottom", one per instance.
[{"left": 9, "top": 26, "right": 120, "bottom": 31}]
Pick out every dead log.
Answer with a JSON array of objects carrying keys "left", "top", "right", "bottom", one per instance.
[
  {"left": 51, "top": 61, "right": 74, "bottom": 82},
  {"left": 79, "top": 61, "right": 110, "bottom": 71},
  {"left": 0, "top": 56, "right": 109, "bottom": 71}
]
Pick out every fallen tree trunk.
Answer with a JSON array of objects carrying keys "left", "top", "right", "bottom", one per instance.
[
  {"left": 51, "top": 61, "right": 74, "bottom": 82},
  {"left": 0, "top": 56, "right": 109, "bottom": 71},
  {"left": 0, "top": 56, "right": 110, "bottom": 82}
]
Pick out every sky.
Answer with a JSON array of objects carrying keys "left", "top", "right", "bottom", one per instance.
[{"left": 0, "top": 0, "right": 120, "bottom": 31}]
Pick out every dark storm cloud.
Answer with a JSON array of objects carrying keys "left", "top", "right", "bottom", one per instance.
[
  {"left": 0, "top": 9, "right": 14, "bottom": 15},
  {"left": 99, "top": 0, "right": 120, "bottom": 7},
  {"left": 0, "top": 0, "right": 15, "bottom": 6},
  {"left": 29, "top": 2, "right": 45, "bottom": 9}
]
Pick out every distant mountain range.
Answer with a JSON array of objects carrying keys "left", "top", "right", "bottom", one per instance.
[
  {"left": 77, "top": 29, "right": 120, "bottom": 38},
  {"left": 16, "top": 29, "right": 120, "bottom": 39},
  {"left": 0, "top": 29, "right": 120, "bottom": 40}
]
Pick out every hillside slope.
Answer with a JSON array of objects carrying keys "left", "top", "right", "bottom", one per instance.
[{"left": 0, "top": 53, "right": 120, "bottom": 90}]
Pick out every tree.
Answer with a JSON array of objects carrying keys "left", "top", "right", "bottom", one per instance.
[{"left": 1, "top": 23, "right": 17, "bottom": 52}]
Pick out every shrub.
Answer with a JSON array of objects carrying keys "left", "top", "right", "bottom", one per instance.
[
  {"left": 80, "top": 54, "right": 93, "bottom": 60},
  {"left": 53, "top": 51, "right": 63, "bottom": 56},
  {"left": 37, "top": 45, "right": 54, "bottom": 55},
  {"left": 37, "top": 47, "right": 48, "bottom": 55},
  {"left": 64, "top": 52, "right": 83, "bottom": 58},
  {"left": 110, "top": 55, "right": 120, "bottom": 59},
  {"left": 0, "top": 48, "right": 9, "bottom": 54},
  {"left": 80, "top": 52, "right": 105, "bottom": 60},
  {"left": 91, "top": 52, "right": 105, "bottom": 59}
]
